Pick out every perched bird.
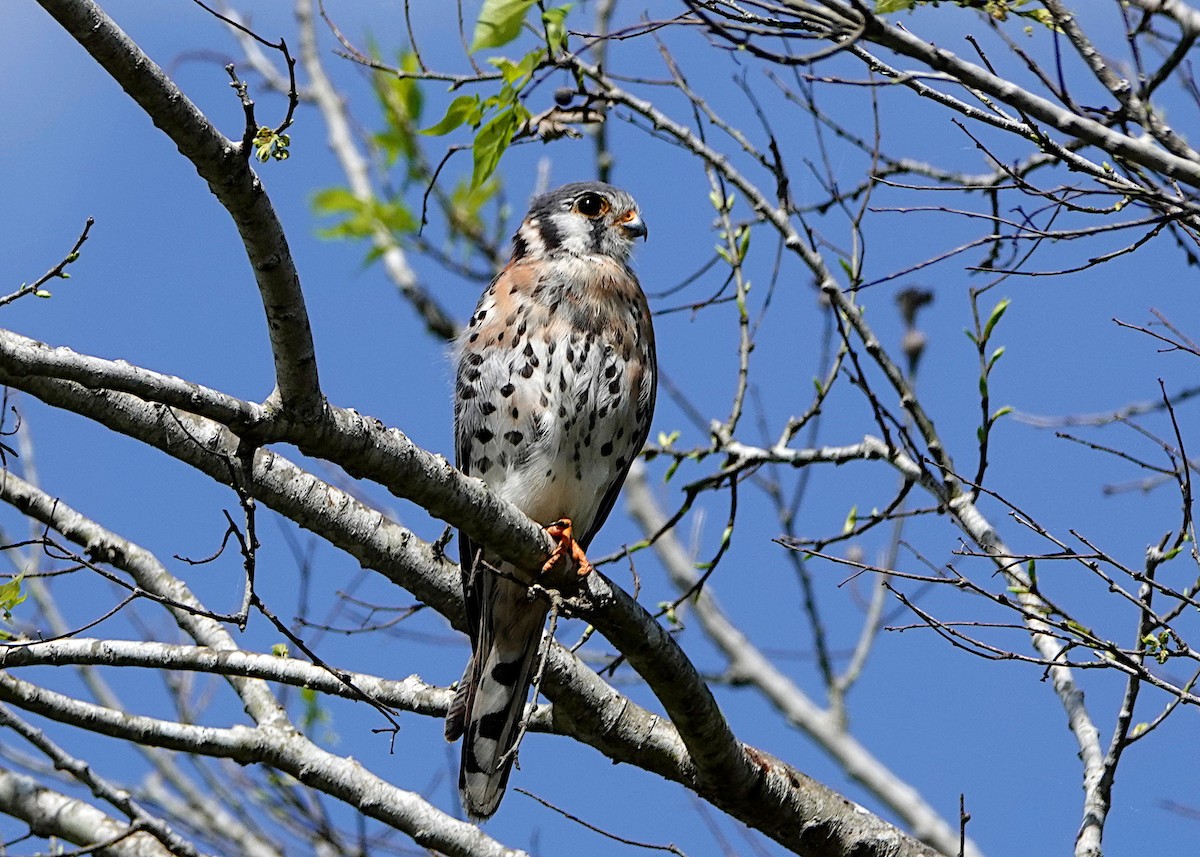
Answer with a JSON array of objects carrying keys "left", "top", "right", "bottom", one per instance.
[{"left": 446, "top": 181, "right": 656, "bottom": 819}]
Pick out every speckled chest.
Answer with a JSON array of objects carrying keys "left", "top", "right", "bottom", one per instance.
[{"left": 454, "top": 254, "right": 655, "bottom": 536}]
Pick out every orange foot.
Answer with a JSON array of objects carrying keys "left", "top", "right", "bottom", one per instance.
[{"left": 542, "top": 518, "right": 594, "bottom": 577}]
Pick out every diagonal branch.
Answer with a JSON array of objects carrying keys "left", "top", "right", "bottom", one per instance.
[
  {"left": 0, "top": 676, "right": 528, "bottom": 857},
  {"left": 36, "top": 0, "right": 323, "bottom": 417},
  {"left": 0, "top": 358, "right": 938, "bottom": 857}
]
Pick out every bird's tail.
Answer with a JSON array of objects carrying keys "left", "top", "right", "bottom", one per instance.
[{"left": 446, "top": 569, "right": 547, "bottom": 820}]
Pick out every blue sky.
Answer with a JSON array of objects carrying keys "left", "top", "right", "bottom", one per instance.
[{"left": 3, "top": 2, "right": 1199, "bottom": 855}]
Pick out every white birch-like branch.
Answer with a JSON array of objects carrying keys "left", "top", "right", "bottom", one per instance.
[
  {"left": 0, "top": 766, "right": 175, "bottom": 857},
  {"left": 624, "top": 465, "right": 982, "bottom": 857},
  {"left": 0, "top": 676, "right": 528, "bottom": 857},
  {"left": 293, "top": 0, "right": 458, "bottom": 340},
  {"left": 36, "top": 0, "right": 323, "bottom": 417},
  {"left": 0, "top": 358, "right": 940, "bottom": 856}
]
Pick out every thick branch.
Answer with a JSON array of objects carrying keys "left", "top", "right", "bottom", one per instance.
[
  {"left": 0, "top": 766, "right": 175, "bottom": 857},
  {"left": 625, "top": 465, "right": 981, "bottom": 857},
  {"left": 36, "top": 0, "right": 322, "bottom": 416},
  {"left": 0, "top": 676, "right": 528, "bottom": 857},
  {"left": 0, "top": 363, "right": 938, "bottom": 857}
]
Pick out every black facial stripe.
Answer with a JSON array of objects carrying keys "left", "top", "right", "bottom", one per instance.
[
  {"left": 540, "top": 216, "right": 562, "bottom": 252},
  {"left": 589, "top": 217, "right": 608, "bottom": 252},
  {"left": 512, "top": 231, "right": 528, "bottom": 260}
]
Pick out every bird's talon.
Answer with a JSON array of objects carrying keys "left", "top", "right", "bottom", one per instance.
[{"left": 542, "top": 518, "right": 593, "bottom": 577}]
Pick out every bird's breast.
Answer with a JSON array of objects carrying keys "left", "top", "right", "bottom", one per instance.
[{"left": 455, "top": 263, "right": 654, "bottom": 537}]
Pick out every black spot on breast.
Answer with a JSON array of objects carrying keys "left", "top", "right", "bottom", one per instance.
[
  {"left": 601, "top": 441, "right": 614, "bottom": 456},
  {"left": 504, "top": 430, "right": 524, "bottom": 445},
  {"left": 459, "top": 386, "right": 476, "bottom": 400},
  {"left": 500, "top": 383, "right": 515, "bottom": 398},
  {"left": 609, "top": 379, "right": 621, "bottom": 395},
  {"left": 616, "top": 455, "right": 628, "bottom": 469},
  {"left": 523, "top": 342, "right": 534, "bottom": 357},
  {"left": 464, "top": 367, "right": 481, "bottom": 382},
  {"left": 497, "top": 331, "right": 505, "bottom": 342},
  {"left": 548, "top": 340, "right": 557, "bottom": 355},
  {"left": 476, "top": 456, "right": 492, "bottom": 474},
  {"left": 480, "top": 402, "right": 497, "bottom": 415},
  {"left": 469, "top": 332, "right": 480, "bottom": 343},
  {"left": 511, "top": 407, "right": 520, "bottom": 419},
  {"left": 558, "top": 404, "right": 567, "bottom": 418},
  {"left": 519, "top": 364, "right": 534, "bottom": 378},
  {"left": 466, "top": 352, "right": 484, "bottom": 366},
  {"left": 605, "top": 364, "right": 618, "bottom": 379},
  {"left": 475, "top": 428, "right": 494, "bottom": 443},
  {"left": 517, "top": 318, "right": 528, "bottom": 337}
]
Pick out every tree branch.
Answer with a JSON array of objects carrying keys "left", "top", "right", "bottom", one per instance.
[{"left": 36, "top": 0, "right": 323, "bottom": 417}]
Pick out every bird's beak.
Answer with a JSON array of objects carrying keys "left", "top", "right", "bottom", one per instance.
[{"left": 618, "top": 210, "right": 648, "bottom": 241}]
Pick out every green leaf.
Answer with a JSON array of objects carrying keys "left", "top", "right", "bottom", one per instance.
[
  {"left": 842, "top": 505, "right": 857, "bottom": 535},
  {"left": 471, "top": 105, "right": 526, "bottom": 189},
  {"left": 420, "top": 94, "right": 483, "bottom": 136},
  {"left": 990, "top": 405, "right": 1013, "bottom": 423},
  {"left": 0, "top": 574, "right": 25, "bottom": 620},
  {"left": 312, "top": 187, "right": 361, "bottom": 216},
  {"left": 271, "top": 643, "right": 289, "bottom": 658},
  {"left": 658, "top": 601, "right": 682, "bottom": 629},
  {"left": 542, "top": 4, "right": 571, "bottom": 53},
  {"left": 1065, "top": 619, "right": 1093, "bottom": 637},
  {"left": 982, "top": 297, "right": 1011, "bottom": 341},
  {"left": 300, "top": 687, "right": 330, "bottom": 731},
  {"left": 490, "top": 49, "right": 541, "bottom": 87},
  {"left": 875, "top": 0, "right": 916, "bottom": 12},
  {"left": 471, "top": 0, "right": 537, "bottom": 51}
]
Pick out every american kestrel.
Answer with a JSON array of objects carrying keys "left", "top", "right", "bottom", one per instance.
[{"left": 445, "top": 181, "right": 656, "bottom": 819}]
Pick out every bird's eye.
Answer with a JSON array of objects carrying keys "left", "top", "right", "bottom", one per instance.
[{"left": 575, "top": 192, "right": 608, "bottom": 218}]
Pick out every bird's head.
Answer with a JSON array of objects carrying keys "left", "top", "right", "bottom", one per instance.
[{"left": 518, "top": 181, "right": 647, "bottom": 261}]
